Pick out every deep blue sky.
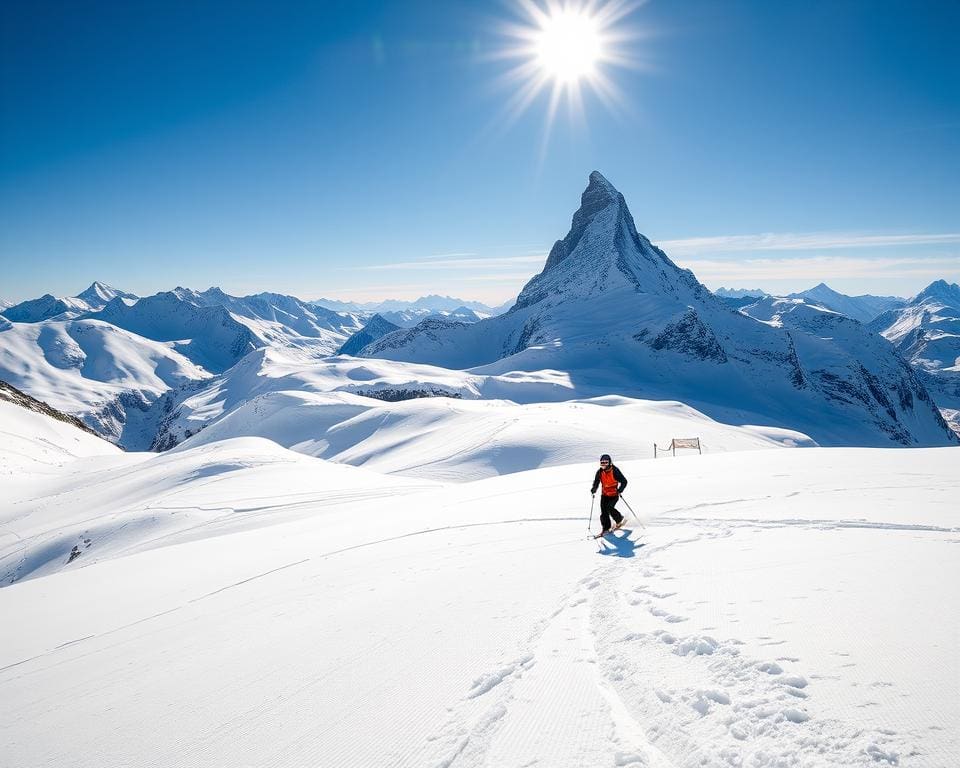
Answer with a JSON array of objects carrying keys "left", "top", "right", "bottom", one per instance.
[{"left": 2, "top": 0, "right": 958, "bottom": 303}]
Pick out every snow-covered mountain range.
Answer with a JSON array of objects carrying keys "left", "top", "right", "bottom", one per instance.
[
  {"left": 0, "top": 285, "right": 363, "bottom": 446},
  {"left": 358, "top": 172, "right": 955, "bottom": 447},
  {"left": 89, "top": 286, "right": 362, "bottom": 369},
  {"left": 713, "top": 287, "right": 768, "bottom": 299},
  {"left": 867, "top": 280, "right": 960, "bottom": 431},
  {"left": 1, "top": 281, "right": 138, "bottom": 323},
  {"left": 1, "top": 177, "right": 956, "bottom": 451},
  {"left": 312, "top": 294, "right": 506, "bottom": 316},
  {"left": 378, "top": 305, "right": 485, "bottom": 328},
  {"left": 787, "top": 283, "right": 905, "bottom": 324}
]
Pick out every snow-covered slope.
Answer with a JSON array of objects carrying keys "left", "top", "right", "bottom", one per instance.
[
  {"left": 737, "top": 296, "right": 833, "bottom": 326},
  {"left": 788, "top": 283, "right": 905, "bottom": 323},
  {"left": 0, "top": 319, "right": 211, "bottom": 445},
  {"left": 0, "top": 436, "right": 436, "bottom": 585},
  {"left": 146, "top": 346, "right": 811, "bottom": 465},
  {"left": 1, "top": 433, "right": 956, "bottom": 766},
  {"left": 361, "top": 172, "right": 956, "bottom": 448},
  {"left": 0, "top": 382, "right": 119, "bottom": 477},
  {"left": 179, "top": 391, "right": 813, "bottom": 481},
  {"left": 868, "top": 280, "right": 960, "bottom": 432}
]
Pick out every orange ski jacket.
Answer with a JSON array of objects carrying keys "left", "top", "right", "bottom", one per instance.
[{"left": 591, "top": 465, "right": 627, "bottom": 497}]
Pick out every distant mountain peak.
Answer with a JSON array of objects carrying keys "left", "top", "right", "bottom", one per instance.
[
  {"left": 586, "top": 169, "right": 620, "bottom": 200},
  {"left": 518, "top": 171, "right": 705, "bottom": 309},
  {"left": 915, "top": 279, "right": 960, "bottom": 306},
  {"left": 75, "top": 281, "right": 136, "bottom": 307}
]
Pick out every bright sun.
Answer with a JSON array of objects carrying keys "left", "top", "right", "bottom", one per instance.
[
  {"left": 535, "top": 9, "right": 602, "bottom": 84},
  {"left": 495, "top": 0, "right": 641, "bottom": 143}
]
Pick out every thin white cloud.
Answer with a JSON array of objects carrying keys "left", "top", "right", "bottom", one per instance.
[
  {"left": 460, "top": 274, "right": 533, "bottom": 283},
  {"left": 676, "top": 255, "right": 960, "bottom": 282},
  {"left": 353, "top": 254, "right": 547, "bottom": 271},
  {"left": 657, "top": 232, "right": 960, "bottom": 256}
]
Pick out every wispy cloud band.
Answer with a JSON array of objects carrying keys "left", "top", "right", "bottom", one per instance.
[
  {"left": 657, "top": 232, "right": 960, "bottom": 256},
  {"left": 352, "top": 254, "right": 547, "bottom": 271},
  {"left": 676, "top": 255, "right": 960, "bottom": 283}
]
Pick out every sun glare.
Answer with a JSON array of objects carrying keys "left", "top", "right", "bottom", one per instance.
[
  {"left": 535, "top": 9, "right": 601, "bottom": 84},
  {"left": 494, "top": 0, "right": 643, "bottom": 145}
]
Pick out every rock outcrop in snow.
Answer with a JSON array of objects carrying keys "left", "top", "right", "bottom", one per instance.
[
  {"left": 359, "top": 171, "right": 957, "bottom": 447},
  {"left": 0, "top": 380, "right": 109, "bottom": 440}
]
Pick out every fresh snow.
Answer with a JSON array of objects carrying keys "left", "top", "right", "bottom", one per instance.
[
  {"left": 0, "top": 401, "right": 956, "bottom": 767},
  {"left": 144, "top": 346, "right": 812, "bottom": 466}
]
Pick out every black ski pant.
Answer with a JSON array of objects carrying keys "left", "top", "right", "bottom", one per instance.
[{"left": 600, "top": 494, "right": 624, "bottom": 530}]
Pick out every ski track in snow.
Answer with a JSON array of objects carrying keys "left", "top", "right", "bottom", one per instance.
[{"left": 1, "top": 445, "right": 958, "bottom": 767}]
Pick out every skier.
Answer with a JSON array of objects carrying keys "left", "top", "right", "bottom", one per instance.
[{"left": 591, "top": 453, "right": 628, "bottom": 536}]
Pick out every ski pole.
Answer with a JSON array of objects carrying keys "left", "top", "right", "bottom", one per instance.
[
  {"left": 587, "top": 494, "right": 596, "bottom": 534},
  {"left": 619, "top": 495, "right": 645, "bottom": 528}
]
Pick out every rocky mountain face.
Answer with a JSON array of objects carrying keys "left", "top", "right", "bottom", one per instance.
[
  {"left": 338, "top": 314, "right": 402, "bottom": 355},
  {"left": 359, "top": 172, "right": 957, "bottom": 447}
]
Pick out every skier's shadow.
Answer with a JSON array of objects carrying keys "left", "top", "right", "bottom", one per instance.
[{"left": 598, "top": 529, "right": 643, "bottom": 558}]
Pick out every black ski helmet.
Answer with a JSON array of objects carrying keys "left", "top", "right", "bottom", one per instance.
[{"left": 600, "top": 453, "right": 612, "bottom": 462}]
